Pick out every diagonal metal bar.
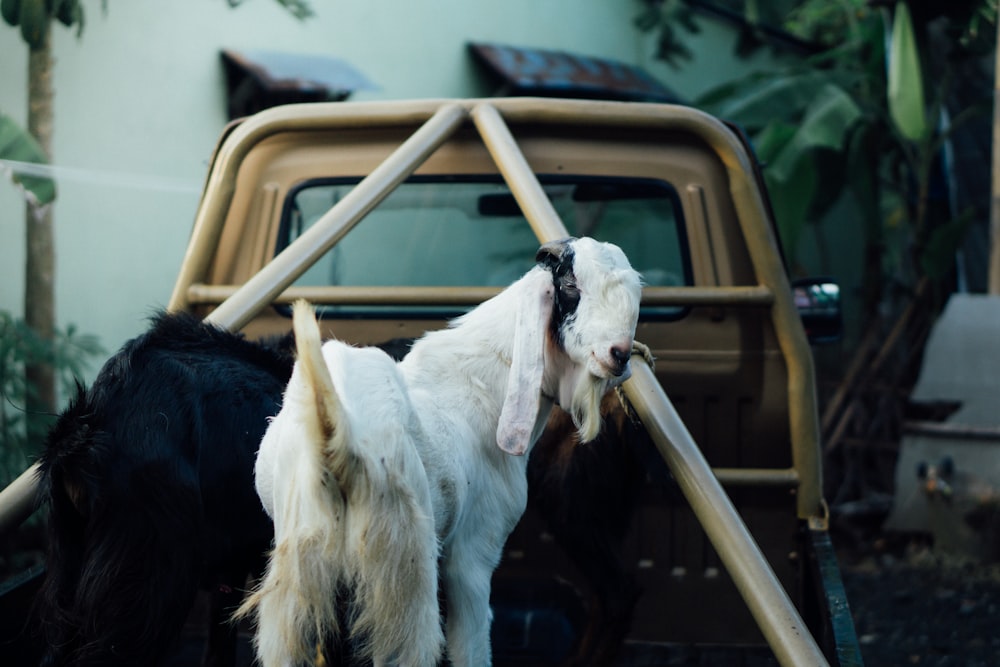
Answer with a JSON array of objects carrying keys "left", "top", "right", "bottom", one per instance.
[
  {"left": 472, "top": 100, "right": 829, "bottom": 667},
  {"left": 626, "top": 361, "right": 830, "bottom": 667},
  {"left": 0, "top": 100, "right": 830, "bottom": 667},
  {"left": 0, "top": 104, "right": 471, "bottom": 537},
  {"left": 471, "top": 103, "right": 571, "bottom": 242},
  {"left": 0, "top": 462, "right": 40, "bottom": 537},
  {"left": 205, "top": 102, "right": 469, "bottom": 331}
]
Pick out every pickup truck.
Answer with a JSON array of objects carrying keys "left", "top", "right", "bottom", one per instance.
[{"left": 0, "top": 97, "right": 861, "bottom": 665}]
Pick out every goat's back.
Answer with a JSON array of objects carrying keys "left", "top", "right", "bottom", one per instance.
[{"left": 34, "top": 312, "right": 293, "bottom": 666}]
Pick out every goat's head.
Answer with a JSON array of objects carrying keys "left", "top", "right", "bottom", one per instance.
[{"left": 497, "top": 237, "right": 642, "bottom": 455}]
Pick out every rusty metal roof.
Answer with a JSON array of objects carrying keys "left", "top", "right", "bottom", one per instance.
[
  {"left": 221, "top": 49, "right": 377, "bottom": 96},
  {"left": 468, "top": 42, "right": 682, "bottom": 103},
  {"left": 220, "top": 49, "right": 377, "bottom": 118}
]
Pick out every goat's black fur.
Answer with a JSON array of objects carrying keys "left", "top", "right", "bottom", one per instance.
[
  {"left": 526, "top": 394, "right": 648, "bottom": 666},
  {"left": 29, "top": 312, "right": 644, "bottom": 666},
  {"left": 33, "top": 312, "right": 294, "bottom": 667}
]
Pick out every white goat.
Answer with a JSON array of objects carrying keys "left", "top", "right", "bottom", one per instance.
[{"left": 238, "top": 237, "right": 643, "bottom": 667}]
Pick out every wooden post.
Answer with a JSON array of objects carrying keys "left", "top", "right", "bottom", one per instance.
[{"left": 988, "top": 15, "right": 1000, "bottom": 294}]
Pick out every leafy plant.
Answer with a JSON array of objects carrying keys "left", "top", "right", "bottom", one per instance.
[
  {"left": 691, "top": 2, "right": 993, "bottom": 311},
  {"left": 652, "top": 1, "right": 996, "bottom": 506},
  {"left": 226, "top": 0, "right": 314, "bottom": 21},
  {"left": 634, "top": 0, "right": 701, "bottom": 68},
  {"left": 0, "top": 110, "right": 55, "bottom": 207},
  {"left": 0, "top": 310, "right": 102, "bottom": 489},
  {"left": 2, "top": 0, "right": 318, "bottom": 441}
]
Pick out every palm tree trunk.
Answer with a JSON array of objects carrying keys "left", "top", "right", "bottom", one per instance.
[{"left": 24, "top": 20, "right": 56, "bottom": 432}]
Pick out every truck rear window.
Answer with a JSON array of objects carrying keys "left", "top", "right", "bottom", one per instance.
[{"left": 279, "top": 176, "right": 690, "bottom": 317}]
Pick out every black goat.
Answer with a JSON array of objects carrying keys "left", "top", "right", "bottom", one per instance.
[
  {"left": 525, "top": 393, "right": 648, "bottom": 666},
  {"left": 33, "top": 312, "right": 294, "bottom": 666}
]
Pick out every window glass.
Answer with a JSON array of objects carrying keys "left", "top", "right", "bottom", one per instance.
[{"left": 281, "top": 176, "right": 689, "bottom": 317}]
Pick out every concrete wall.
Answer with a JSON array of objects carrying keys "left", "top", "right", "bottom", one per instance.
[{"left": 0, "top": 0, "right": 782, "bottom": 383}]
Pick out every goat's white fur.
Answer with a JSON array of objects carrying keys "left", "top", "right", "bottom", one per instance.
[{"left": 239, "top": 237, "right": 642, "bottom": 667}]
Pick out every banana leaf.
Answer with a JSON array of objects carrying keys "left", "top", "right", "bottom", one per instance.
[
  {"left": 887, "top": 2, "right": 928, "bottom": 141},
  {"left": 711, "top": 78, "right": 863, "bottom": 258},
  {"left": 0, "top": 111, "right": 56, "bottom": 207},
  {"left": 698, "top": 71, "right": 834, "bottom": 130},
  {"left": 767, "top": 84, "right": 862, "bottom": 183}
]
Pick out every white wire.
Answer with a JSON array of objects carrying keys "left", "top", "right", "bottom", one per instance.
[{"left": 0, "top": 159, "right": 201, "bottom": 195}]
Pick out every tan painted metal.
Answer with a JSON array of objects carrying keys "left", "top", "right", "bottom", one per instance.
[
  {"left": 162, "top": 98, "right": 821, "bottom": 522},
  {"left": 200, "top": 103, "right": 469, "bottom": 332},
  {"left": 713, "top": 467, "right": 800, "bottom": 487},
  {"left": 474, "top": 103, "right": 826, "bottom": 667},
  {"left": 0, "top": 462, "right": 40, "bottom": 537},
  {"left": 625, "top": 361, "right": 829, "bottom": 667},
  {"left": 470, "top": 102, "right": 572, "bottom": 242},
  {"left": 0, "top": 97, "right": 831, "bottom": 663},
  {"left": 186, "top": 284, "right": 776, "bottom": 307}
]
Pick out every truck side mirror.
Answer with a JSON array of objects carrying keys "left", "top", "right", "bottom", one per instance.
[{"left": 792, "top": 278, "right": 842, "bottom": 344}]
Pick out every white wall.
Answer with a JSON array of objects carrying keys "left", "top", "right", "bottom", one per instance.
[{"left": 0, "top": 0, "right": 779, "bottom": 383}]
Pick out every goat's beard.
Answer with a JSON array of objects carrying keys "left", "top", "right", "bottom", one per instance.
[{"left": 568, "top": 374, "right": 609, "bottom": 443}]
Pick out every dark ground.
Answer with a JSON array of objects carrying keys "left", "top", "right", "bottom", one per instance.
[
  {"left": 835, "top": 530, "right": 1000, "bottom": 667},
  {"left": 6, "top": 519, "right": 1000, "bottom": 666}
]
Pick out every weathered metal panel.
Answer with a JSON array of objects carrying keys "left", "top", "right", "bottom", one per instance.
[{"left": 469, "top": 42, "right": 682, "bottom": 102}]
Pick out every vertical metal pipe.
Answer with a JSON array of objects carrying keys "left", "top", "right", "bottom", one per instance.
[
  {"left": 728, "top": 172, "right": 823, "bottom": 521},
  {"left": 205, "top": 103, "right": 469, "bottom": 332},
  {"left": 624, "top": 362, "right": 830, "bottom": 667}
]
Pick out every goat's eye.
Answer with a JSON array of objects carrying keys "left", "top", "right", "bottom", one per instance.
[{"left": 557, "top": 278, "right": 581, "bottom": 314}]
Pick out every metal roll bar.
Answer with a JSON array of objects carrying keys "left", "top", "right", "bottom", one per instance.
[
  {"left": 470, "top": 101, "right": 828, "bottom": 667},
  {"left": 0, "top": 98, "right": 830, "bottom": 666}
]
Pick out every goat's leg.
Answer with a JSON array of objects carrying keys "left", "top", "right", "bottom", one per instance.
[
  {"left": 442, "top": 546, "right": 498, "bottom": 667},
  {"left": 350, "top": 486, "right": 443, "bottom": 667},
  {"left": 201, "top": 578, "right": 245, "bottom": 667}
]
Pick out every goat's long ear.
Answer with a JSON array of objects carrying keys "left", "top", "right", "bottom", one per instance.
[{"left": 497, "top": 269, "right": 554, "bottom": 456}]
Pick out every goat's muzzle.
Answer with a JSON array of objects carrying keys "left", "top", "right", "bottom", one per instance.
[{"left": 609, "top": 345, "right": 630, "bottom": 377}]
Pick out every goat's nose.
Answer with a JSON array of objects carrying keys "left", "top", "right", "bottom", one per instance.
[{"left": 610, "top": 344, "right": 630, "bottom": 376}]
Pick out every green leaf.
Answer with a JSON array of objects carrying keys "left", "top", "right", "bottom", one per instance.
[
  {"left": 56, "top": 0, "right": 83, "bottom": 32},
  {"left": 767, "top": 84, "right": 863, "bottom": 182},
  {"left": 697, "top": 72, "right": 832, "bottom": 130},
  {"left": 17, "top": 0, "right": 45, "bottom": 48},
  {"left": 764, "top": 152, "right": 816, "bottom": 259},
  {"left": 753, "top": 120, "right": 798, "bottom": 162},
  {"left": 887, "top": 2, "right": 928, "bottom": 141},
  {"left": 844, "top": 122, "right": 882, "bottom": 242},
  {"left": 0, "top": 111, "right": 56, "bottom": 206},
  {"left": 920, "top": 210, "right": 974, "bottom": 280},
  {"left": 752, "top": 121, "right": 813, "bottom": 257},
  {"left": 750, "top": 85, "right": 862, "bottom": 262},
  {"left": 1, "top": 0, "right": 21, "bottom": 26}
]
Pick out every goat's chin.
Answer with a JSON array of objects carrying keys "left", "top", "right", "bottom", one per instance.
[{"left": 569, "top": 374, "right": 609, "bottom": 444}]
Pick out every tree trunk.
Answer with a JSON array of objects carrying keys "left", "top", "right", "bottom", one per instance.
[
  {"left": 24, "top": 20, "right": 56, "bottom": 433},
  {"left": 989, "top": 16, "right": 1000, "bottom": 294}
]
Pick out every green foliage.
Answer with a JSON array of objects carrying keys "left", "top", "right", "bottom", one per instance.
[
  {"left": 697, "top": 66, "right": 865, "bottom": 261},
  {"left": 691, "top": 1, "right": 993, "bottom": 303},
  {"left": 0, "top": 310, "right": 103, "bottom": 488},
  {"left": 887, "top": 2, "right": 927, "bottom": 141},
  {"left": 0, "top": 0, "right": 97, "bottom": 46},
  {"left": 0, "top": 110, "right": 56, "bottom": 206},
  {"left": 0, "top": 0, "right": 312, "bottom": 49},
  {"left": 227, "top": 0, "right": 314, "bottom": 21},
  {"left": 784, "top": 0, "right": 864, "bottom": 45},
  {"left": 634, "top": 0, "right": 700, "bottom": 68}
]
